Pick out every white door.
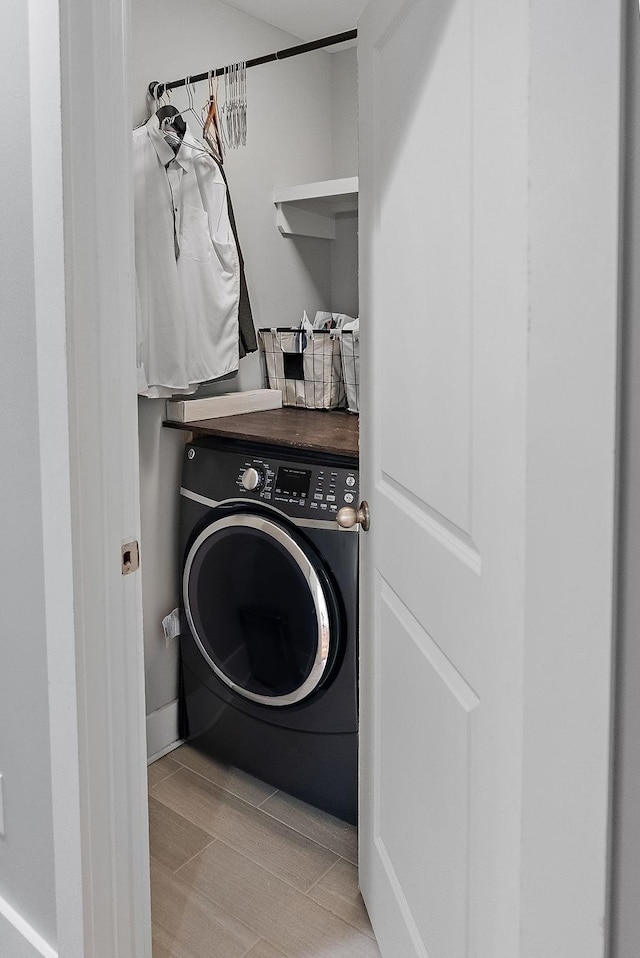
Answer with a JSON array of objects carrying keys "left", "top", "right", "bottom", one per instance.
[{"left": 357, "top": 1, "right": 622, "bottom": 956}]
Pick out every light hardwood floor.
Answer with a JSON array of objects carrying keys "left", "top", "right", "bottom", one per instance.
[{"left": 148, "top": 744, "right": 381, "bottom": 958}]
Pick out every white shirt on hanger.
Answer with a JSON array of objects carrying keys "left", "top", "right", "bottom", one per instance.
[{"left": 133, "top": 113, "right": 240, "bottom": 397}]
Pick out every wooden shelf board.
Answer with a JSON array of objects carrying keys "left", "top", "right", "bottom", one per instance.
[{"left": 164, "top": 407, "right": 359, "bottom": 461}]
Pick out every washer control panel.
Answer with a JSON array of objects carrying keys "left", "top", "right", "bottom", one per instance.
[
  {"left": 238, "top": 457, "right": 359, "bottom": 518},
  {"left": 183, "top": 444, "right": 358, "bottom": 523}
]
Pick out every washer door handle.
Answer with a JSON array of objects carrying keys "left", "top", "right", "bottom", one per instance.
[{"left": 336, "top": 500, "right": 370, "bottom": 531}]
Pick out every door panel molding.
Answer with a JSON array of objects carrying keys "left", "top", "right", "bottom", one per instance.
[
  {"left": 374, "top": 583, "right": 474, "bottom": 958},
  {"left": 379, "top": 475, "right": 481, "bottom": 573},
  {"left": 373, "top": 0, "right": 474, "bottom": 533},
  {"left": 373, "top": 838, "right": 430, "bottom": 958},
  {"left": 0, "top": 897, "right": 57, "bottom": 958},
  {"left": 380, "top": 580, "right": 480, "bottom": 712}
]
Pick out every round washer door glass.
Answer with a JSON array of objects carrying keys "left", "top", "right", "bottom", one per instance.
[{"left": 183, "top": 514, "right": 334, "bottom": 706}]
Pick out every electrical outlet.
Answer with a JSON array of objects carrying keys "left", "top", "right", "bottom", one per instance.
[{"left": 0, "top": 774, "right": 4, "bottom": 836}]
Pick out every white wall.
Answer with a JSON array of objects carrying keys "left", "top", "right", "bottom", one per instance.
[
  {"left": 330, "top": 47, "right": 359, "bottom": 318},
  {"left": 331, "top": 214, "right": 359, "bottom": 318},
  {"left": 610, "top": 2, "right": 640, "bottom": 954},
  {"left": 132, "top": 0, "right": 360, "bottom": 735},
  {"left": 331, "top": 47, "right": 358, "bottom": 179},
  {"left": 0, "top": 0, "right": 58, "bottom": 951},
  {"left": 329, "top": 47, "right": 359, "bottom": 318}
]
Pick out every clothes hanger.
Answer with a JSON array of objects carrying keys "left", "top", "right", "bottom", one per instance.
[
  {"left": 161, "top": 129, "right": 213, "bottom": 157},
  {"left": 145, "top": 79, "right": 224, "bottom": 159},
  {"left": 134, "top": 81, "right": 168, "bottom": 130},
  {"left": 156, "top": 104, "right": 187, "bottom": 141},
  {"left": 220, "top": 62, "right": 247, "bottom": 150},
  {"left": 159, "top": 78, "right": 223, "bottom": 159},
  {"left": 202, "top": 70, "right": 224, "bottom": 162},
  {"left": 149, "top": 82, "right": 187, "bottom": 144},
  {"left": 240, "top": 61, "right": 247, "bottom": 147},
  {"left": 161, "top": 78, "right": 203, "bottom": 136}
]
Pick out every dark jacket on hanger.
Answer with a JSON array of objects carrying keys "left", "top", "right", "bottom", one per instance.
[{"left": 213, "top": 157, "right": 257, "bottom": 359}]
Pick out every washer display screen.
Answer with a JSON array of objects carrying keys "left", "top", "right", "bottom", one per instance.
[{"left": 275, "top": 467, "right": 312, "bottom": 497}]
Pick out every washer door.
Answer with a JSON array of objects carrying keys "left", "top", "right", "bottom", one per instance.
[{"left": 183, "top": 513, "right": 336, "bottom": 706}]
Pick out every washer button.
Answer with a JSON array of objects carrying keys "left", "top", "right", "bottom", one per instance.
[
  {"left": 344, "top": 492, "right": 354, "bottom": 504},
  {"left": 346, "top": 475, "right": 356, "bottom": 487}
]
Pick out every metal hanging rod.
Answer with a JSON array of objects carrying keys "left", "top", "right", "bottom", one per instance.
[{"left": 148, "top": 29, "right": 358, "bottom": 100}]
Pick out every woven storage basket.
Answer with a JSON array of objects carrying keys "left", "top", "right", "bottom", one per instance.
[
  {"left": 338, "top": 329, "right": 360, "bottom": 414},
  {"left": 259, "top": 328, "right": 346, "bottom": 410}
]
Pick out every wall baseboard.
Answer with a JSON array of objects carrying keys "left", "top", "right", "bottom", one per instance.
[
  {"left": 146, "top": 699, "right": 181, "bottom": 762},
  {"left": 0, "top": 894, "right": 57, "bottom": 958}
]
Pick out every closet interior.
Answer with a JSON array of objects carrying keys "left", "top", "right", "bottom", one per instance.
[
  {"left": 135, "top": 1, "right": 359, "bottom": 754},
  {"left": 133, "top": 0, "right": 371, "bottom": 953}
]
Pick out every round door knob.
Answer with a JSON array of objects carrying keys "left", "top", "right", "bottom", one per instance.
[
  {"left": 241, "top": 467, "right": 263, "bottom": 492},
  {"left": 336, "top": 501, "right": 371, "bottom": 531}
]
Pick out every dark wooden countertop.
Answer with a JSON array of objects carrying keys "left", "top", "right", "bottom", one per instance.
[{"left": 164, "top": 407, "right": 359, "bottom": 460}]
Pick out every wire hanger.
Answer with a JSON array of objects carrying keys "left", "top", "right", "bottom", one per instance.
[
  {"left": 158, "top": 77, "right": 201, "bottom": 136},
  {"left": 202, "top": 70, "right": 224, "bottom": 161},
  {"left": 154, "top": 77, "right": 220, "bottom": 159},
  {"left": 161, "top": 127, "right": 214, "bottom": 158},
  {"left": 220, "top": 61, "right": 247, "bottom": 150},
  {"left": 144, "top": 64, "right": 248, "bottom": 157}
]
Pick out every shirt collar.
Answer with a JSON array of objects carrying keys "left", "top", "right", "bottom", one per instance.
[
  {"left": 173, "top": 130, "right": 200, "bottom": 172},
  {"left": 146, "top": 112, "right": 197, "bottom": 172}
]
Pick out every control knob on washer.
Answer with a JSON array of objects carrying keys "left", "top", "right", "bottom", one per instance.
[{"left": 241, "top": 466, "right": 264, "bottom": 492}]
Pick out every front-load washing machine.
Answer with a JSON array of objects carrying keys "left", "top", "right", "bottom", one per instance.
[{"left": 178, "top": 435, "right": 359, "bottom": 823}]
